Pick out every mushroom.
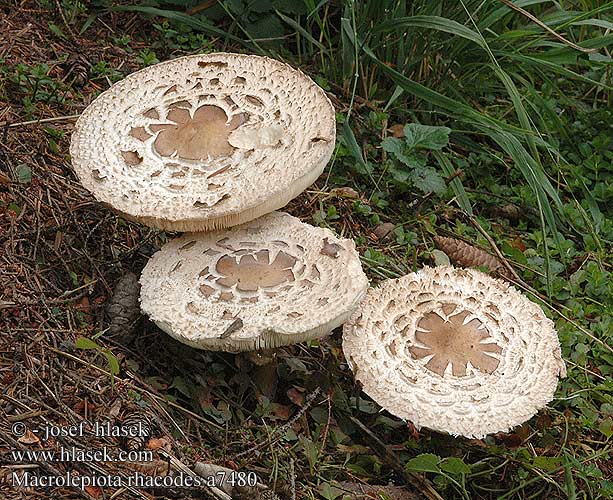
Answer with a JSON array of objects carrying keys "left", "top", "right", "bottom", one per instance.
[
  {"left": 70, "top": 53, "right": 335, "bottom": 231},
  {"left": 342, "top": 266, "right": 566, "bottom": 438},
  {"left": 139, "top": 212, "right": 368, "bottom": 351}
]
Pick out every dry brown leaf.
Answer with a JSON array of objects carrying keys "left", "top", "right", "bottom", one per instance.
[
  {"left": 271, "top": 403, "right": 292, "bottom": 421},
  {"left": 330, "top": 186, "right": 360, "bottom": 199},
  {"left": 389, "top": 124, "right": 405, "bottom": 138},
  {"left": 287, "top": 387, "right": 305, "bottom": 406},
  {"left": 146, "top": 436, "right": 172, "bottom": 452},
  {"left": 333, "top": 481, "right": 420, "bottom": 500},
  {"left": 0, "top": 171, "right": 11, "bottom": 185},
  {"left": 84, "top": 485, "right": 102, "bottom": 498},
  {"left": 373, "top": 222, "right": 395, "bottom": 241},
  {"left": 17, "top": 429, "right": 40, "bottom": 445}
]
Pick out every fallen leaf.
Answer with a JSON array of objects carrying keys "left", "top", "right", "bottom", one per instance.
[
  {"left": 84, "top": 485, "right": 102, "bottom": 498},
  {"left": 18, "top": 429, "right": 40, "bottom": 446},
  {"left": 389, "top": 124, "right": 405, "bottom": 138},
  {"left": 287, "top": 387, "right": 305, "bottom": 406},
  {"left": 146, "top": 437, "right": 172, "bottom": 452},
  {"left": 330, "top": 186, "right": 359, "bottom": 199},
  {"left": 272, "top": 404, "right": 292, "bottom": 421},
  {"left": 373, "top": 222, "right": 395, "bottom": 241}
]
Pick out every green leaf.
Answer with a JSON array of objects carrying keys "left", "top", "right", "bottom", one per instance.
[
  {"left": 433, "top": 151, "right": 472, "bottom": 215},
  {"left": 431, "top": 249, "right": 451, "bottom": 266},
  {"left": 598, "top": 418, "right": 613, "bottom": 439},
  {"left": 410, "top": 167, "right": 446, "bottom": 194},
  {"left": 245, "top": 14, "right": 285, "bottom": 40},
  {"left": 48, "top": 23, "right": 66, "bottom": 39},
  {"left": 300, "top": 436, "right": 320, "bottom": 474},
  {"left": 170, "top": 376, "right": 192, "bottom": 398},
  {"left": 319, "top": 483, "right": 344, "bottom": 500},
  {"left": 382, "top": 138, "right": 425, "bottom": 168},
  {"left": 104, "top": 349, "right": 120, "bottom": 376},
  {"left": 373, "top": 15, "right": 486, "bottom": 49},
  {"left": 7, "top": 203, "right": 21, "bottom": 215},
  {"left": 75, "top": 337, "right": 101, "bottom": 350},
  {"left": 406, "top": 453, "right": 441, "bottom": 473},
  {"left": 16, "top": 164, "right": 31, "bottom": 184},
  {"left": 533, "top": 456, "right": 563, "bottom": 471},
  {"left": 403, "top": 123, "right": 451, "bottom": 151},
  {"left": 440, "top": 457, "right": 471, "bottom": 475},
  {"left": 273, "top": 0, "right": 308, "bottom": 15},
  {"left": 343, "top": 120, "right": 367, "bottom": 169},
  {"left": 111, "top": 6, "right": 244, "bottom": 44},
  {"left": 285, "top": 357, "right": 308, "bottom": 373}
]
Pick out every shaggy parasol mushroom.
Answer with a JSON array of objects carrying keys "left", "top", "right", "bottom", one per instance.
[
  {"left": 140, "top": 212, "right": 368, "bottom": 351},
  {"left": 342, "top": 266, "right": 566, "bottom": 438},
  {"left": 70, "top": 53, "right": 335, "bottom": 231}
]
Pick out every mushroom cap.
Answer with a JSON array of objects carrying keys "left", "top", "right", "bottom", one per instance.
[
  {"left": 70, "top": 53, "right": 336, "bottom": 231},
  {"left": 140, "top": 212, "right": 368, "bottom": 351},
  {"left": 342, "top": 266, "right": 566, "bottom": 438}
]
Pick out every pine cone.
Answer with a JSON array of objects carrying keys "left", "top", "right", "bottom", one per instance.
[
  {"left": 434, "top": 236, "right": 510, "bottom": 278},
  {"left": 106, "top": 272, "right": 141, "bottom": 342},
  {"left": 121, "top": 411, "right": 152, "bottom": 452}
]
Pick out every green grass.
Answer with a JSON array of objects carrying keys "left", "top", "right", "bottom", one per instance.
[
  {"left": 109, "top": 1, "right": 611, "bottom": 497},
  {"left": 9, "top": 0, "right": 612, "bottom": 498}
]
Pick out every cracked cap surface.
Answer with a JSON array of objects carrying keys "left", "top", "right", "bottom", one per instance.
[
  {"left": 342, "top": 266, "right": 566, "bottom": 438},
  {"left": 70, "top": 53, "right": 336, "bottom": 231},
  {"left": 140, "top": 212, "right": 369, "bottom": 351}
]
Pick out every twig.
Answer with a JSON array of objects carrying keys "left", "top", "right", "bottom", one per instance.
[
  {"left": 233, "top": 388, "right": 322, "bottom": 459},
  {"left": 54, "top": 0, "right": 79, "bottom": 43},
  {"left": 289, "top": 458, "right": 296, "bottom": 500},
  {"left": 467, "top": 215, "right": 522, "bottom": 282},
  {"left": 349, "top": 416, "right": 444, "bottom": 500},
  {"left": 158, "top": 450, "right": 231, "bottom": 500},
  {"left": 2, "top": 114, "right": 80, "bottom": 129}
]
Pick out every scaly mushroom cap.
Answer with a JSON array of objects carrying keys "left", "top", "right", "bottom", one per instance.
[
  {"left": 70, "top": 53, "right": 335, "bottom": 231},
  {"left": 342, "top": 266, "right": 566, "bottom": 438},
  {"left": 140, "top": 212, "right": 368, "bottom": 351}
]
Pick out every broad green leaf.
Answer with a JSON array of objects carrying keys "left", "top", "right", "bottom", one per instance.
[
  {"left": 16, "top": 164, "right": 31, "bottom": 184},
  {"left": 382, "top": 137, "right": 424, "bottom": 167},
  {"left": 75, "top": 337, "right": 101, "bottom": 350},
  {"left": 440, "top": 457, "right": 471, "bottom": 475},
  {"left": 300, "top": 436, "right": 320, "bottom": 474},
  {"left": 410, "top": 167, "right": 446, "bottom": 194},
  {"left": 598, "top": 418, "right": 613, "bottom": 439},
  {"left": 104, "top": 350, "right": 120, "bottom": 376},
  {"left": 319, "top": 483, "right": 344, "bottom": 500},
  {"left": 404, "top": 123, "right": 451, "bottom": 151},
  {"left": 431, "top": 249, "right": 451, "bottom": 267},
  {"left": 405, "top": 453, "right": 441, "bottom": 473},
  {"left": 533, "top": 456, "right": 563, "bottom": 471}
]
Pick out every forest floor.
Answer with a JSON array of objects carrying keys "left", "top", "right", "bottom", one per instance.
[{"left": 0, "top": 1, "right": 612, "bottom": 499}]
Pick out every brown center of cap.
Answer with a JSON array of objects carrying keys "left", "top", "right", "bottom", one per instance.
[
  {"left": 215, "top": 250, "right": 297, "bottom": 293},
  {"left": 408, "top": 303, "right": 502, "bottom": 377},
  {"left": 132, "top": 102, "right": 247, "bottom": 161}
]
